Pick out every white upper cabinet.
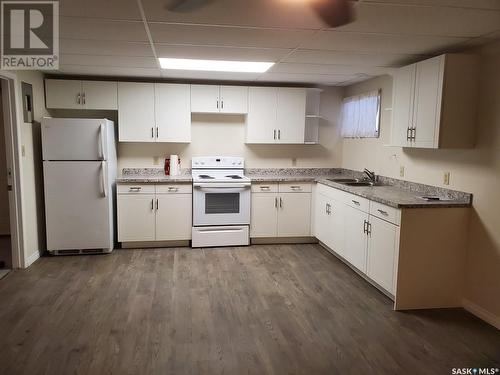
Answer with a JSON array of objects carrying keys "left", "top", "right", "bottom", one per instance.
[
  {"left": 118, "top": 82, "right": 156, "bottom": 142},
  {"left": 391, "top": 54, "right": 479, "bottom": 149},
  {"left": 191, "top": 85, "right": 220, "bottom": 113},
  {"left": 155, "top": 83, "right": 191, "bottom": 143},
  {"left": 191, "top": 84, "right": 248, "bottom": 114},
  {"left": 246, "top": 87, "right": 278, "bottom": 144},
  {"left": 45, "top": 79, "right": 117, "bottom": 110},
  {"left": 277, "top": 88, "right": 306, "bottom": 144}
]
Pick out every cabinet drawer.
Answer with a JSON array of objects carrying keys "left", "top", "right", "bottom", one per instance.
[
  {"left": 117, "top": 183, "right": 155, "bottom": 194},
  {"left": 251, "top": 182, "right": 278, "bottom": 193},
  {"left": 370, "top": 201, "right": 401, "bottom": 226},
  {"left": 156, "top": 184, "right": 192, "bottom": 194},
  {"left": 341, "top": 192, "right": 369, "bottom": 212},
  {"left": 279, "top": 182, "right": 312, "bottom": 193}
]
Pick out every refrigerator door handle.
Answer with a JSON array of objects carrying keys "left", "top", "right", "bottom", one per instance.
[
  {"left": 101, "top": 161, "right": 108, "bottom": 197},
  {"left": 99, "top": 123, "right": 107, "bottom": 160}
]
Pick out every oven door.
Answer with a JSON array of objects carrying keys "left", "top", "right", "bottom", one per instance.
[{"left": 193, "top": 183, "right": 251, "bottom": 226}]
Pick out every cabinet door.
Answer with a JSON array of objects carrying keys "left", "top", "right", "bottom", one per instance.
[
  {"left": 117, "top": 195, "right": 156, "bottom": 242},
  {"left": 250, "top": 193, "right": 278, "bottom": 237},
  {"left": 314, "top": 193, "right": 330, "bottom": 243},
  {"left": 329, "top": 200, "right": 345, "bottom": 257},
  {"left": 82, "top": 81, "right": 118, "bottom": 110},
  {"left": 277, "top": 193, "right": 311, "bottom": 237},
  {"left": 156, "top": 194, "right": 192, "bottom": 240},
  {"left": 276, "top": 88, "right": 306, "bottom": 144},
  {"left": 118, "top": 82, "right": 155, "bottom": 142},
  {"left": 155, "top": 83, "right": 191, "bottom": 143},
  {"left": 220, "top": 86, "right": 248, "bottom": 114},
  {"left": 367, "top": 216, "right": 399, "bottom": 294},
  {"left": 246, "top": 87, "right": 278, "bottom": 144},
  {"left": 391, "top": 64, "right": 416, "bottom": 147},
  {"left": 343, "top": 206, "right": 368, "bottom": 272},
  {"left": 45, "top": 79, "right": 82, "bottom": 109},
  {"left": 413, "top": 55, "right": 444, "bottom": 149},
  {"left": 191, "top": 85, "right": 220, "bottom": 113}
]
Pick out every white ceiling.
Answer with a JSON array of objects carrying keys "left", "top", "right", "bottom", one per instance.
[{"left": 55, "top": 0, "right": 500, "bottom": 85}]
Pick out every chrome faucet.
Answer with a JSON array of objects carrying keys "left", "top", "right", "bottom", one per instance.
[{"left": 363, "top": 169, "right": 377, "bottom": 183}]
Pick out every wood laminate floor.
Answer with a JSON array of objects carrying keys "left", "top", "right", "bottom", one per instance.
[{"left": 0, "top": 244, "right": 498, "bottom": 375}]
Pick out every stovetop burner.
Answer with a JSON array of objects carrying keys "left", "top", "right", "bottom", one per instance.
[
  {"left": 198, "top": 175, "right": 215, "bottom": 179},
  {"left": 226, "top": 175, "right": 243, "bottom": 179}
]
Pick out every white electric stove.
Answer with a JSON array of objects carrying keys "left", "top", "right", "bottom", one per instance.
[{"left": 191, "top": 157, "right": 251, "bottom": 248}]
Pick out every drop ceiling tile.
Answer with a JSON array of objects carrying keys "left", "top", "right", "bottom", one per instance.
[
  {"left": 337, "top": 2, "right": 500, "bottom": 37},
  {"left": 284, "top": 50, "right": 424, "bottom": 67},
  {"left": 303, "top": 31, "right": 468, "bottom": 55},
  {"left": 142, "top": 0, "right": 324, "bottom": 29},
  {"left": 270, "top": 62, "right": 392, "bottom": 76},
  {"left": 155, "top": 44, "right": 291, "bottom": 62},
  {"left": 60, "top": 39, "right": 154, "bottom": 57},
  {"left": 60, "top": 55, "right": 159, "bottom": 69},
  {"left": 160, "top": 70, "right": 261, "bottom": 82},
  {"left": 61, "top": 17, "right": 149, "bottom": 42},
  {"left": 256, "top": 72, "right": 361, "bottom": 85},
  {"left": 149, "top": 23, "right": 315, "bottom": 49},
  {"left": 60, "top": 0, "right": 143, "bottom": 20},
  {"left": 57, "top": 65, "right": 161, "bottom": 77}
]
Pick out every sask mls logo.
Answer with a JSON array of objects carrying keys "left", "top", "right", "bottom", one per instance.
[{"left": 1, "top": 1, "right": 59, "bottom": 70}]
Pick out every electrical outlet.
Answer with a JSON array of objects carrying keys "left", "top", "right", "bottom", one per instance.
[
  {"left": 291, "top": 157, "right": 297, "bottom": 167},
  {"left": 443, "top": 172, "right": 450, "bottom": 185},
  {"left": 400, "top": 166, "right": 405, "bottom": 178},
  {"left": 21, "top": 145, "right": 26, "bottom": 157},
  {"left": 153, "top": 156, "right": 160, "bottom": 166}
]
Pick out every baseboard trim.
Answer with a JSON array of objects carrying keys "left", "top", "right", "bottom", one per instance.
[
  {"left": 462, "top": 299, "right": 500, "bottom": 330},
  {"left": 120, "top": 240, "right": 191, "bottom": 249},
  {"left": 24, "top": 251, "right": 40, "bottom": 268},
  {"left": 251, "top": 237, "right": 318, "bottom": 245}
]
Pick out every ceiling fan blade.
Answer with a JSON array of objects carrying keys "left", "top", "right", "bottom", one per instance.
[
  {"left": 311, "top": 0, "right": 357, "bottom": 28},
  {"left": 166, "top": 0, "right": 214, "bottom": 13}
]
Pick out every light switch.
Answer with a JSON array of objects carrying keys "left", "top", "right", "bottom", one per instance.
[
  {"left": 443, "top": 172, "right": 450, "bottom": 185},
  {"left": 400, "top": 166, "right": 405, "bottom": 178},
  {"left": 21, "top": 145, "right": 26, "bottom": 157}
]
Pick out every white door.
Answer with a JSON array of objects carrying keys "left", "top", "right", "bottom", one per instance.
[
  {"left": 314, "top": 193, "right": 330, "bottom": 243},
  {"left": 391, "top": 64, "right": 416, "bottom": 147},
  {"left": 413, "top": 55, "right": 444, "bottom": 149},
  {"left": 41, "top": 118, "right": 108, "bottom": 161},
  {"left": 118, "top": 82, "right": 156, "bottom": 142},
  {"left": 220, "top": 86, "right": 248, "bottom": 114},
  {"left": 82, "top": 81, "right": 118, "bottom": 110},
  {"left": 367, "top": 216, "right": 399, "bottom": 294},
  {"left": 45, "top": 79, "right": 82, "bottom": 109},
  {"left": 329, "top": 200, "right": 345, "bottom": 257},
  {"left": 277, "top": 193, "right": 311, "bottom": 237},
  {"left": 155, "top": 83, "right": 191, "bottom": 143},
  {"left": 246, "top": 87, "right": 278, "bottom": 144},
  {"left": 117, "top": 194, "right": 156, "bottom": 242},
  {"left": 191, "top": 85, "right": 220, "bottom": 113},
  {"left": 44, "top": 161, "right": 112, "bottom": 250},
  {"left": 343, "top": 206, "right": 368, "bottom": 272},
  {"left": 276, "top": 88, "right": 306, "bottom": 144},
  {"left": 250, "top": 193, "right": 278, "bottom": 237},
  {"left": 156, "top": 194, "right": 192, "bottom": 240}
]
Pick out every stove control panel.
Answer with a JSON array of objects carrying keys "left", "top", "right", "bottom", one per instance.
[{"left": 192, "top": 156, "right": 244, "bottom": 169}]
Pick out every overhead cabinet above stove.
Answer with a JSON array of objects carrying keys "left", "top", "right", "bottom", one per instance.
[{"left": 191, "top": 85, "right": 248, "bottom": 114}]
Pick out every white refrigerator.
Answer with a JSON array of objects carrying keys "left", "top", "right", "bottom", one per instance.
[{"left": 42, "top": 118, "right": 117, "bottom": 254}]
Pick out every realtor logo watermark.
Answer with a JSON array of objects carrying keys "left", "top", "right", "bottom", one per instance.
[{"left": 1, "top": 1, "right": 59, "bottom": 70}]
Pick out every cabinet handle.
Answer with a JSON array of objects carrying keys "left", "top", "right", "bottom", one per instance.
[
  {"left": 352, "top": 200, "right": 360, "bottom": 206},
  {"left": 151, "top": 127, "right": 154, "bottom": 138},
  {"left": 129, "top": 187, "right": 142, "bottom": 191},
  {"left": 77, "top": 93, "right": 81, "bottom": 104},
  {"left": 278, "top": 129, "right": 281, "bottom": 140},
  {"left": 406, "top": 127, "right": 411, "bottom": 141},
  {"left": 273, "top": 129, "right": 276, "bottom": 140},
  {"left": 279, "top": 197, "right": 283, "bottom": 208},
  {"left": 168, "top": 187, "right": 178, "bottom": 192},
  {"left": 325, "top": 203, "right": 328, "bottom": 214},
  {"left": 363, "top": 220, "right": 368, "bottom": 234},
  {"left": 151, "top": 199, "right": 154, "bottom": 210},
  {"left": 275, "top": 197, "right": 278, "bottom": 208},
  {"left": 377, "top": 209, "right": 388, "bottom": 216},
  {"left": 221, "top": 100, "right": 224, "bottom": 109},
  {"left": 411, "top": 127, "right": 416, "bottom": 141},
  {"left": 260, "top": 186, "right": 271, "bottom": 191},
  {"left": 290, "top": 186, "right": 302, "bottom": 191},
  {"left": 156, "top": 126, "right": 159, "bottom": 138},
  {"left": 367, "top": 222, "right": 372, "bottom": 235},
  {"left": 156, "top": 198, "right": 159, "bottom": 211},
  {"left": 82, "top": 92, "right": 86, "bottom": 105},
  {"left": 217, "top": 100, "right": 219, "bottom": 109}
]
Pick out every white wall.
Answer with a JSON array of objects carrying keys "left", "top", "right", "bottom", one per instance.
[
  {"left": 341, "top": 41, "right": 500, "bottom": 326},
  {"left": 117, "top": 87, "right": 343, "bottom": 170}
]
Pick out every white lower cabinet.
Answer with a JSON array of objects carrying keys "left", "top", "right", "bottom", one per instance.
[
  {"left": 251, "top": 183, "right": 311, "bottom": 238},
  {"left": 315, "top": 184, "right": 400, "bottom": 295},
  {"left": 367, "top": 216, "right": 399, "bottom": 294},
  {"left": 117, "top": 194, "right": 156, "bottom": 242},
  {"left": 117, "top": 184, "right": 192, "bottom": 243}
]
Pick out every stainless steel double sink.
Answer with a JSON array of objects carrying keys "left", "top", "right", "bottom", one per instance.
[{"left": 327, "top": 178, "right": 384, "bottom": 187}]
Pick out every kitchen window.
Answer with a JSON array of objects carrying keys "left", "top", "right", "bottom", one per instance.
[{"left": 341, "top": 90, "right": 381, "bottom": 138}]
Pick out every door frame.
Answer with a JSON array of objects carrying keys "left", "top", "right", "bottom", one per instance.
[{"left": 0, "top": 71, "right": 25, "bottom": 269}]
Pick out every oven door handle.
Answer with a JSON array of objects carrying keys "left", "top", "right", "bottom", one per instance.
[{"left": 193, "top": 183, "right": 251, "bottom": 189}]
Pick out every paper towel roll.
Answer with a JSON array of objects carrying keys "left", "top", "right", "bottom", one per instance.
[{"left": 170, "top": 155, "right": 179, "bottom": 176}]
